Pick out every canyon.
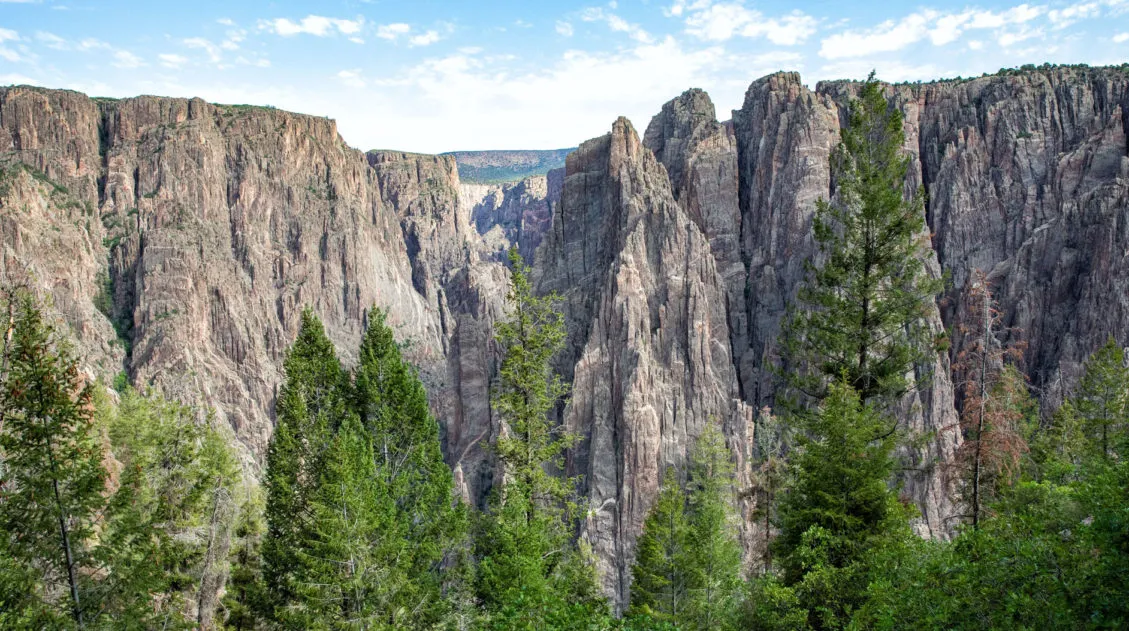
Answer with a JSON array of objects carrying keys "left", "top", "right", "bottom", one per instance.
[{"left": 1, "top": 63, "right": 1127, "bottom": 607}]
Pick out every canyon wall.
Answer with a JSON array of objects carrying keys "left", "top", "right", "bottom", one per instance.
[{"left": 1, "top": 64, "right": 1127, "bottom": 607}]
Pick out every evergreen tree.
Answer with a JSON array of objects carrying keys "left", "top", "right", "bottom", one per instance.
[
  {"left": 351, "top": 308, "right": 467, "bottom": 626},
  {"left": 773, "top": 380, "right": 908, "bottom": 629},
  {"left": 475, "top": 247, "right": 609, "bottom": 628},
  {"left": 626, "top": 468, "right": 690, "bottom": 625},
  {"left": 0, "top": 292, "right": 106, "bottom": 628},
  {"left": 262, "top": 310, "right": 346, "bottom": 615},
  {"left": 222, "top": 491, "right": 267, "bottom": 630},
  {"left": 295, "top": 414, "right": 387, "bottom": 627},
  {"left": 1072, "top": 337, "right": 1128, "bottom": 462},
  {"left": 682, "top": 424, "right": 743, "bottom": 631},
  {"left": 784, "top": 73, "right": 943, "bottom": 411},
  {"left": 98, "top": 388, "right": 237, "bottom": 628}
]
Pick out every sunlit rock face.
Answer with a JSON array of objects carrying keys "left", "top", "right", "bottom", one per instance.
[{"left": 2, "top": 64, "right": 1127, "bottom": 608}]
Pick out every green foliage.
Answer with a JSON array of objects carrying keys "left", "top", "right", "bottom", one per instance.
[
  {"left": 771, "top": 381, "right": 910, "bottom": 630},
  {"left": 1073, "top": 338, "right": 1128, "bottom": 462},
  {"left": 628, "top": 469, "right": 690, "bottom": 624},
  {"left": 845, "top": 340, "right": 1129, "bottom": 630},
  {"left": 476, "top": 246, "right": 609, "bottom": 628},
  {"left": 0, "top": 291, "right": 105, "bottom": 628},
  {"left": 100, "top": 387, "right": 238, "bottom": 627},
  {"left": 491, "top": 247, "right": 574, "bottom": 509},
  {"left": 223, "top": 491, "right": 267, "bottom": 630},
  {"left": 628, "top": 425, "right": 743, "bottom": 631},
  {"left": 260, "top": 308, "right": 468, "bottom": 628},
  {"left": 291, "top": 414, "right": 387, "bottom": 627},
  {"left": 351, "top": 309, "right": 468, "bottom": 627},
  {"left": 262, "top": 309, "right": 346, "bottom": 612},
  {"left": 783, "top": 73, "right": 943, "bottom": 409},
  {"left": 683, "top": 424, "right": 743, "bottom": 631},
  {"left": 0, "top": 290, "right": 237, "bottom": 629},
  {"left": 741, "top": 576, "right": 810, "bottom": 631}
]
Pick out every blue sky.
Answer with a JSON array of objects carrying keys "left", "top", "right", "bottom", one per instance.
[{"left": 1, "top": 0, "right": 1126, "bottom": 153}]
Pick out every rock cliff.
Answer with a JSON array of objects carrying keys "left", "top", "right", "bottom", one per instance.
[{"left": 1, "top": 64, "right": 1127, "bottom": 609}]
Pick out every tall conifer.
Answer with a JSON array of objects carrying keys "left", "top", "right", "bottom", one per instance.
[
  {"left": 262, "top": 309, "right": 346, "bottom": 615},
  {"left": 627, "top": 469, "right": 690, "bottom": 624},
  {"left": 784, "top": 73, "right": 943, "bottom": 411},
  {"left": 0, "top": 292, "right": 104, "bottom": 628}
]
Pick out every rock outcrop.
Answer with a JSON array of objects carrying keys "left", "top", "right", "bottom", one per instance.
[
  {"left": 537, "top": 117, "right": 750, "bottom": 606},
  {"left": 459, "top": 174, "right": 556, "bottom": 263},
  {"left": 2, "top": 64, "right": 1128, "bottom": 610}
]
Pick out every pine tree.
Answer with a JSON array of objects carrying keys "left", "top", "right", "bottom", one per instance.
[
  {"left": 784, "top": 73, "right": 943, "bottom": 411},
  {"left": 98, "top": 388, "right": 237, "bottom": 627},
  {"left": 627, "top": 468, "right": 690, "bottom": 624},
  {"left": 475, "top": 247, "right": 608, "bottom": 628},
  {"left": 773, "top": 380, "right": 908, "bottom": 629},
  {"left": 0, "top": 291, "right": 105, "bottom": 628},
  {"left": 351, "top": 308, "right": 466, "bottom": 626},
  {"left": 1072, "top": 338, "right": 1128, "bottom": 462},
  {"left": 296, "top": 414, "right": 386, "bottom": 627},
  {"left": 683, "top": 424, "right": 743, "bottom": 631},
  {"left": 222, "top": 491, "right": 267, "bottom": 630},
  {"left": 262, "top": 309, "right": 346, "bottom": 615}
]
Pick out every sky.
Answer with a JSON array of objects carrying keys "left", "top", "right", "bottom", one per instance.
[{"left": 1, "top": 0, "right": 1127, "bottom": 153}]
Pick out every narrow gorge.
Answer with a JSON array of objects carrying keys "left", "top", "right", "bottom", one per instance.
[{"left": 2, "top": 63, "right": 1127, "bottom": 607}]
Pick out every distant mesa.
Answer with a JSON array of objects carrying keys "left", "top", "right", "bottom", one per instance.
[{"left": 443, "top": 148, "right": 574, "bottom": 184}]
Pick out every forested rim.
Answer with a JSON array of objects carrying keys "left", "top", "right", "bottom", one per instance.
[{"left": 2, "top": 75, "right": 1127, "bottom": 630}]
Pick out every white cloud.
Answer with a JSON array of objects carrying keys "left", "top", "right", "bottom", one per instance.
[
  {"left": 580, "top": 7, "right": 653, "bottom": 43},
  {"left": 35, "top": 31, "right": 68, "bottom": 50},
  {"left": 221, "top": 28, "right": 246, "bottom": 50},
  {"left": 377, "top": 23, "right": 411, "bottom": 40},
  {"left": 112, "top": 50, "right": 144, "bottom": 69},
  {"left": 409, "top": 30, "right": 441, "bottom": 47},
  {"left": 819, "top": 59, "right": 948, "bottom": 83},
  {"left": 337, "top": 68, "right": 366, "bottom": 88},
  {"left": 0, "top": 28, "right": 21, "bottom": 62},
  {"left": 0, "top": 73, "right": 40, "bottom": 86},
  {"left": 1115, "top": 32, "right": 1129, "bottom": 42},
  {"left": 556, "top": 21, "right": 574, "bottom": 37},
  {"left": 217, "top": 18, "right": 235, "bottom": 26},
  {"left": 77, "top": 38, "right": 110, "bottom": 51},
  {"left": 333, "top": 36, "right": 755, "bottom": 152},
  {"left": 820, "top": 10, "right": 937, "bottom": 58},
  {"left": 260, "top": 15, "right": 365, "bottom": 38},
  {"left": 665, "top": 0, "right": 710, "bottom": 17},
  {"left": 997, "top": 26, "right": 1043, "bottom": 47},
  {"left": 929, "top": 5, "right": 1044, "bottom": 45},
  {"left": 682, "top": 2, "right": 817, "bottom": 46},
  {"left": 821, "top": 4, "right": 1053, "bottom": 57},
  {"left": 1048, "top": 1, "right": 1102, "bottom": 28},
  {"left": 159, "top": 53, "right": 187, "bottom": 68},
  {"left": 184, "top": 37, "right": 223, "bottom": 62}
]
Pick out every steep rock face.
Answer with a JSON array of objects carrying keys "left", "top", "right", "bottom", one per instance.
[
  {"left": 731, "top": 72, "right": 965, "bottom": 538},
  {"left": 537, "top": 117, "right": 749, "bottom": 607},
  {"left": 643, "top": 89, "right": 744, "bottom": 371},
  {"left": 98, "top": 98, "right": 452, "bottom": 462},
  {"left": 906, "top": 69, "right": 1129, "bottom": 401},
  {"left": 3, "top": 65, "right": 1128, "bottom": 613},
  {"left": 458, "top": 174, "right": 554, "bottom": 263}
]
